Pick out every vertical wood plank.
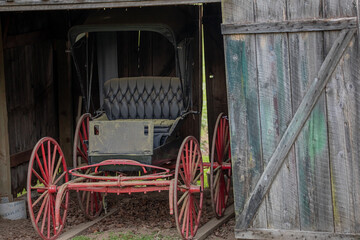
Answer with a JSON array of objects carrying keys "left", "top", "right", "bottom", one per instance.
[
  {"left": 56, "top": 40, "right": 73, "bottom": 167},
  {"left": 203, "top": 3, "right": 228, "bottom": 149},
  {"left": 255, "top": 0, "right": 299, "bottom": 230},
  {"left": 288, "top": 0, "right": 334, "bottom": 232},
  {"left": 0, "top": 19, "right": 12, "bottom": 199},
  {"left": 324, "top": 0, "right": 360, "bottom": 233},
  {"left": 222, "top": 0, "right": 266, "bottom": 229}
]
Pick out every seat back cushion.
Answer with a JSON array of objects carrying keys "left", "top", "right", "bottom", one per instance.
[{"left": 103, "top": 77, "right": 184, "bottom": 120}]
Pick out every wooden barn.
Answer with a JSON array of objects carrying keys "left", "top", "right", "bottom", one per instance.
[
  {"left": 0, "top": 0, "right": 360, "bottom": 239},
  {"left": 223, "top": 0, "right": 360, "bottom": 239},
  {"left": 0, "top": 0, "right": 227, "bottom": 219}
]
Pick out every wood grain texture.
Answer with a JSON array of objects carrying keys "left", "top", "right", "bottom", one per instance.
[
  {"left": 221, "top": 17, "right": 357, "bottom": 35},
  {"left": 223, "top": 0, "right": 266, "bottom": 230},
  {"left": 56, "top": 40, "right": 73, "bottom": 167},
  {"left": 0, "top": 0, "right": 221, "bottom": 12},
  {"left": 255, "top": 0, "right": 299, "bottom": 230},
  {"left": 236, "top": 229, "right": 360, "bottom": 239},
  {"left": 235, "top": 28, "right": 355, "bottom": 231},
  {"left": 4, "top": 36, "right": 57, "bottom": 196},
  {"left": 324, "top": 0, "right": 360, "bottom": 233},
  {"left": 288, "top": 0, "right": 333, "bottom": 232},
  {"left": 0, "top": 19, "right": 12, "bottom": 199}
]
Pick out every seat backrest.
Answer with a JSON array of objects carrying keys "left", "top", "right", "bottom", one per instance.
[{"left": 103, "top": 77, "right": 184, "bottom": 120}]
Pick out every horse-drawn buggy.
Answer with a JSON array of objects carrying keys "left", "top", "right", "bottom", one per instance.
[{"left": 26, "top": 10, "right": 232, "bottom": 240}]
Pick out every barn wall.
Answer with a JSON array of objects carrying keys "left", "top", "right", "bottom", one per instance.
[
  {"left": 2, "top": 12, "right": 62, "bottom": 196},
  {"left": 222, "top": 0, "right": 360, "bottom": 236},
  {"left": 2, "top": 5, "right": 203, "bottom": 197}
]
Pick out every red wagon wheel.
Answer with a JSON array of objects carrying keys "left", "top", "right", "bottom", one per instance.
[
  {"left": 73, "top": 113, "right": 103, "bottom": 220},
  {"left": 210, "top": 113, "right": 232, "bottom": 218},
  {"left": 27, "top": 137, "right": 69, "bottom": 240},
  {"left": 174, "top": 136, "right": 204, "bottom": 239}
]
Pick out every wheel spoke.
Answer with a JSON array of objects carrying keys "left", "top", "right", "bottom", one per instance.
[
  {"left": 53, "top": 171, "right": 66, "bottom": 185},
  {"left": 41, "top": 143, "right": 50, "bottom": 181},
  {"left": 35, "top": 153, "right": 48, "bottom": 182},
  {"left": 193, "top": 172, "right": 203, "bottom": 183},
  {"left": 47, "top": 197, "right": 51, "bottom": 239},
  {"left": 48, "top": 141, "right": 52, "bottom": 181},
  {"left": 186, "top": 197, "right": 190, "bottom": 238},
  {"left": 191, "top": 200, "right": 196, "bottom": 226},
  {"left": 77, "top": 146, "right": 87, "bottom": 161},
  {"left": 51, "top": 145, "right": 58, "bottom": 180},
  {"left": 82, "top": 121, "right": 88, "bottom": 140},
  {"left": 52, "top": 156, "right": 63, "bottom": 183},
  {"left": 181, "top": 200, "right": 189, "bottom": 235},
  {"left": 32, "top": 190, "right": 48, "bottom": 208},
  {"left": 179, "top": 194, "right": 189, "bottom": 222},
  {"left": 178, "top": 168, "right": 186, "bottom": 184},
  {"left": 32, "top": 169, "right": 48, "bottom": 187},
  {"left": 50, "top": 195, "right": 56, "bottom": 235},
  {"left": 86, "top": 191, "right": 90, "bottom": 215},
  {"left": 79, "top": 131, "right": 88, "bottom": 156},
  {"left": 190, "top": 196, "right": 193, "bottom": 236},
  {"left": 189, "top": 140, "right": 193, "bottom": 183},
  {"left": 61, "top": 202, "right": 67, "bottom": 211},
  {"left": 36, "top": 194, "right": 49, "bottom": 224},
  {"left": 191, "top": 153, "right": 201, "bottom": 182},
  {"left": 41, "top": 198, "right": 49, "bottom": 234},
  {"left": 177, "top": 191, "right": 189, "bottom": 206}
]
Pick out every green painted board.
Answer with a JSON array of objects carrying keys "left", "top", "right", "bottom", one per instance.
[
  {"left": 288, "top": 0, "right": 334, "bottom": 232},
  {"left": 222, "top": 0, "right": 266, "bottom": 230},
  {"left": 255, "top": 0, "right": 299, "bottom": 230},
  {"left": 224, "top": 34, "right": 264, "bottom": 230}
]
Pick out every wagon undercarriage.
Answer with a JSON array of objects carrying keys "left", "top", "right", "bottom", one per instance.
[{"left": 27, "top": 111, "right": 232, "bottom": 240}]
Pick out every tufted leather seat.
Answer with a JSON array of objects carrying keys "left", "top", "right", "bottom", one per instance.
[
  {"left": 103, "top": 77, "right": 185, "bottom": 149},
  {"left": 103, "top": 77, "right": 184, "bottom": 120}
]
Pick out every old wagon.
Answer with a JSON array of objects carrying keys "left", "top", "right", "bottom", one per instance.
[{"left": 26, "top": 11, "right": 232, "bottom": 240}]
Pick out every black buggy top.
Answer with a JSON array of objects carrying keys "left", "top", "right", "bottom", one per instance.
[{"left": 68, "top": 11, "right": 196, "bottom": 168}]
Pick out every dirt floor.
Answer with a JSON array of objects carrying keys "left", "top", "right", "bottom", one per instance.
[{"left": 0, "top": 189, "right": 235, "bottom": 240}]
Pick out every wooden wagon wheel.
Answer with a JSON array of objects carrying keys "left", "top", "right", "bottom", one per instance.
[
  {"left": 174, "top": 136, "right": 204, "bottom": 239},
  {"left": 73, "top": 113, "right": 103, "bottom": 220},
  {"left": 27, "top": 137, "right": 69, "bottom": 240},
  {"left": 210, "top": 112, "right": 232, "bottom": 218}
]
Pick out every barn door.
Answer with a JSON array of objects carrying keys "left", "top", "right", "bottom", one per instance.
[{"left": 222, "top": 0, "right": 360, "bottom": 238}]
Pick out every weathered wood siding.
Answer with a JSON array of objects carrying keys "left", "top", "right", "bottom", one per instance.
[
  {"left": 222, "top": 0, "right": 360, "bottom": 236},
  {"left": 288, "top": 0, "right": 333, "bottom": 232},
  {"left": 2, "top": 13, "right": 59, "bottom": 196},
  {"left": 0, "top": 0, "right": 220, "bottom": 12},
  {"left": 325, "top": 0, "right": 360, "bottom": 233},
  {"left": 223, "top": 0, "right": 266, "bottom": 229}
]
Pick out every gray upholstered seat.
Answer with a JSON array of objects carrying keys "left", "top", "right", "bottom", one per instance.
[
  {"left": 103, "top": 77, "right": 184, "bottom": 148},
  {"left": 103, "top": 77, "right": 184, "bottom": 120}
]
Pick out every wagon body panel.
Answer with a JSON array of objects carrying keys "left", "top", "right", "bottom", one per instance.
[{"left": 89, "top": 120, "right": 154, "bottom": 156}]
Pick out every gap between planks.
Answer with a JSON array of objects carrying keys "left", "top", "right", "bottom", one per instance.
[
  {"left": 57, "top": 208, "right": 118, "bottom": 240},
  {"left": 195, "top": 204, "right": 235, "bottom": 240}
]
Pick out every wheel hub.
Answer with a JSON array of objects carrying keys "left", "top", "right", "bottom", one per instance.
[{"left": 48, "top": 185, "right": 57, "bottom": 194}]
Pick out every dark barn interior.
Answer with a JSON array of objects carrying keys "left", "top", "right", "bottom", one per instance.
[{"left": 0, "top": 2, "right": 227, "bottom": 199}]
